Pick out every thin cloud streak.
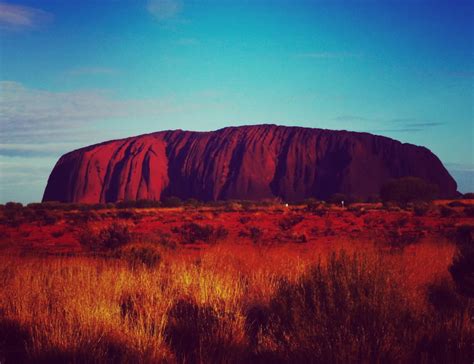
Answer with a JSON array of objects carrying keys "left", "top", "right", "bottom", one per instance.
[
  {"left": 1, "top": 81, "right": 196, "bottom": 136},
  {"left": 0, "top": 2, "right": 52, "bottom": 30},
  {"left": 147, "top": 0, "right": 182, "bottom": 20},
  {"left": 0, "top": 81, "right": 228, "bottom": 154},
  {"left": 371, "top": 128, "right": 424, "bottom": 133},
  {"left": 331, "top": 114, "right": 443, "bottom": 132}
]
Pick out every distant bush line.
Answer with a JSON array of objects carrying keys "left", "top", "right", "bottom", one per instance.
[{"left": 0, "top": 176, "right": 471, "bottom": 214}]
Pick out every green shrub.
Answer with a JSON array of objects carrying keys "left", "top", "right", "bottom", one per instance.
[
  {"left": 79, "top": 223, "right": 132, "bottom": 251},
  {"left": 172, "top": 223, "right": 228, "bottom": 244},
  {"left": 262, "top": 252, "right": 417, "bottom": 362},
  {"left": 51, "top": 230, "right": 65, "bottom": 238},
  {"left": 165, "top": 299, "right": 221, "bottom": 364},
  {"left": 136, "top": 199, "right": 161, "bottom": 208},
  {"left": 347, "top": 205, "right": 366, "bottom": 216},
  {"left": 385, "top": 230, "right": 423, "bottom": 249},
  {"left": 239, "top": 216, "right": 251, "bottom": 224},
  {"left": 184, "top": 198, "right": 200, "bottom": 208},
  {"left": 413, "top": 202, "right": 431, "bottom": 216},
  {"left": 33, "top": 209, "right": 59, "bottom": 225},
  {"left": 440, "top": 205, "right": 456, "bottom": 218},
  {"left": 447, "top": 201, "right": 466, "bottom": 208},
  {"left": 304, "top": 198, "right": 320, "bottom": 211},
  {"left": 5, "top": 202, "right": 23, "bottom": 210},
  {"left": 461, "top": 192, "right": 474, "bottom": 200},
  {"left": 249, "top": 227, "right": 263, "bottom": 242},
  {"left": 449, "top": 225, "right": 474, "bottom": 297},
  {"left": 463, "top": 206, "right": 474, "bottom": 217},
  {"left": 427, "top": 278, "right": 464, "bottom": 315},
  {"left": 116, "top": 245, "right": 161, "bottom": 269},
  {"left": 278, "top": 215, "right": 304, "bottom": 231},
  {"left": 453, "top": 224, "right": 474, "bottom": 246},
  {"left": 161, "top": 196, "right": 183, "bottom": 208},
  {"left": 117, "top": 210, "right": 137, "bottom": 219},
  {"left": 1, "top": 202, "right": 25, "bottom": 227},
  {"left": 381, "top": 177, "right": 438, "bottom": 205}
]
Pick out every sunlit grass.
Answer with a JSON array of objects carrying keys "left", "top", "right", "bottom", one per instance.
[{"left": 0, "top": 239, "right": 471, "bottom": 363}]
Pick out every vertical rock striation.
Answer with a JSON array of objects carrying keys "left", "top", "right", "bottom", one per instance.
[{"left": 43, "top": 125, "right": 458, "bottom": 202}]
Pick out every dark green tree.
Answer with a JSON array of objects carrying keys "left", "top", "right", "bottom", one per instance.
[{"left": 380, "top": 176, "right": 438, "bottom": 205}]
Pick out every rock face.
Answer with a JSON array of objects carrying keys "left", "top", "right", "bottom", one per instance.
[{"left": 43, "top": 125, "right": 457, "bottom": 203}]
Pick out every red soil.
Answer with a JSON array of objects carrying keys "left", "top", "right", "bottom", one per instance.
[{"left": 1, "top": 201, "right": 472, "bottom": 254}]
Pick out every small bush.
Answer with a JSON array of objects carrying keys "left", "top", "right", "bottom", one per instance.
[
  {"left": 135, "top": 199, "right": 161, "bottom": 209},
  {"left": 278, "top": 215, "right": 304, "bottom": 231},
  {"left": 249, "top": 227, "right": 263, "bottom": 242},
  {"left": 427, "top": 278, "right": 464, "bottom": 315},
  {"left": 461, "top": 192, "right": 474, "bottom": 200},
  {"left": 79, "top": 223, "right": 132, "bottom": 251},
  {"left": 1, "top": 202, "right": 25, "bottom": 226},
  {"left": 463, "top": 206, "right": 474, "bottom": 217},
  {"left": 115, "top": 200, "right": 161, "bottom": 209},
  {"left": 245, "top": 304, "right": 271, "bottom": 350},
  {"left": 312, "top": 207, "right": 327, "bottom": 217},
  {"left": 51, "top": 230, "right": 65, "bottom": 238},
  {"left": 381, "top": 177, "right": 438, "bottom": 205},
  {"left": 117, "top": 210, "right": 137, "bottom": 219},
  {"left": 413, "top": 202, "right": 431, "bottom": 216},
  {"left": 116, "top": 245, "right": 161, "bottom": 269},
  {"left": 383, "top": 202, "right": 401, "bottom": 212},
  {"left": 386, "top": 230, "right": 423, "bottom": 249},
  {"left": 161, "top": 196, "right": 183, "bottom": 208},
  {"left": 289, "top": 232, "right": 307, "bottom": 243},
  {"left": 449, "top": 225, "right": 474, "bottom": 297},
  {"left": 347, "top": 205, "right": 366, "bottom": 216},
  {"left": 453, "top": 224, "right": 474, "bottom": 246},
  {"left": 261, "top": 252, "right": 417, "bottom": 362},
  {"left": 5, "top": 202, "right": 23, "bottom": 210},
  {"left": 184, "top": 198, "right": 200, "bottom": 208},
  {"left": 304, "top": 198, "right": 320, "bottom": 211},
  {"left": 440, "top": 205, "right": 456, "bottom": 218},
  {"left": 239, "top": 227, "right": 264, "bottom": 243},
  {"left": 172, "top": 223, "right": 228, "bottom": 244},
  {"left": 165, "top": 299, "right": 220, "bottom": 364},
  {"left": 33, "top": 209, "right": 59, "bottom": 225},
  {"left": 239, "top": 216, "right": 251, "bottom": 224},
  {"left": 65, "top": 211, "right": 101, "bottom": 224},
  {"left": 393, "top": 216, "right": 409, "bottom": 228},
  {"left": 447, "top": 201, "right": 466, "bottom": 208}
]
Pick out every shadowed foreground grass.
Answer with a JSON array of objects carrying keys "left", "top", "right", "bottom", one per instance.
[{"left": 0, "top": 241, "right": 472, "bottom": 363}]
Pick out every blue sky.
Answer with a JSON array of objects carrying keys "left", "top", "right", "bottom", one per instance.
[{"left": 0, "top": 0, "right": 473, "bottom": 202}]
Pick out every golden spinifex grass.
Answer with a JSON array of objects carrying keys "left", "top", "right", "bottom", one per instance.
[{"left": 0, "top": 241, "right": 471, "bottom": 363}]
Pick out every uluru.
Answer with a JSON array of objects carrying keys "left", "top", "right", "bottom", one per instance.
[{"left": 42, "top": 124, "right": 458, "bottom": 203}]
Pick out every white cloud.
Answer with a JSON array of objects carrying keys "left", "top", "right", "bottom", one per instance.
[
  {"left": 0, "top": 81, "right": 166, "bottom": 139},
  {"left": 0, "top": 81, "right": 226, "bottom": 144},
  {"left": 147, "top": 0, "right": 182, "bottom": 21},
  {"left": 0, "top": 2, "right": 52, "bottom": 30}
]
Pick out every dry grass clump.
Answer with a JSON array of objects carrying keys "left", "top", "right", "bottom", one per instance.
[{"left": 0, "top": 240, "right": 472, "bottom": 363}]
